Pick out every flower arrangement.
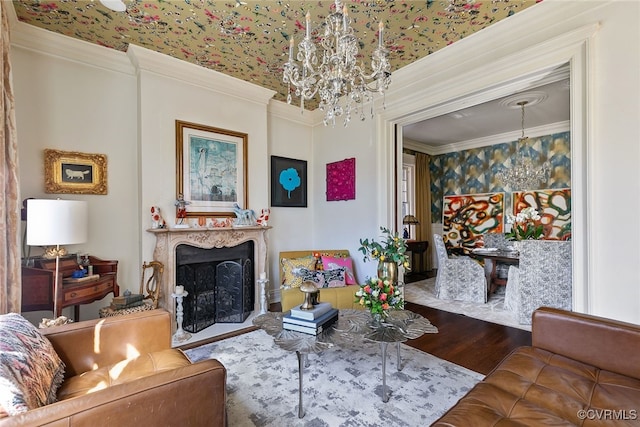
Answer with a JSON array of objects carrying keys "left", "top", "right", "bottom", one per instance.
[
  {"left": 505, "top": 207, "right": 544, "bottom": 241},
  {"left": 358, "top": 227, "right": 410, "bottom": 269},
  {"left": 354, "top": 277, "right": 404, "bottom": 318}
]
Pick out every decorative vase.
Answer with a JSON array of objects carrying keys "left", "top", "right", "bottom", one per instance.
[
  {"left": 371, "top": 311, "right": 388, "bottom": 328},
  {"left": 377, "top": 260, "right": 398, "bottom": 284}
]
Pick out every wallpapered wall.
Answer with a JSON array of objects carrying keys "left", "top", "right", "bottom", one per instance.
[{"left": 430, "top": 131, "right": 571, "bottom": 221}]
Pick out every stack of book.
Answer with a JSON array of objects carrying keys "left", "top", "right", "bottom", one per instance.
[
  {"left": 110, "top": 293, "right": 144, "bottom": 310},
  {"left": 283, "top": 302, "right": 338, "bottom": 335}
]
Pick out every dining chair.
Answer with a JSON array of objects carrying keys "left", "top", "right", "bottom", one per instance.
[
  {"left": 433, "top": 234, "right": 487, "bottom": 303},
  {"left": 504, "top": 240, "right": 572, "bottom": 324}
]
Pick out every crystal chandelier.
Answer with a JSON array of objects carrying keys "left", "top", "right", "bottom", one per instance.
[
  {"left": 283, "top": 0, "right": 391, "bottom": 127},
  {"left": 496, "top": 101, "right": 550, "bottom": 191}
]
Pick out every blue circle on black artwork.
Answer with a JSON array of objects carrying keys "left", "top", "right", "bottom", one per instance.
[{"left": 279, "top": 168, "right": 301, "bottom": 198}]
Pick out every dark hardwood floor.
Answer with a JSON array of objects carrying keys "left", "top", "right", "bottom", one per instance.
[
  {"left": 181, "top": 301, "right": 531, "bottom": 376},
  {"left": 403, "top": 302, "right": 531, "bottom": 375}
]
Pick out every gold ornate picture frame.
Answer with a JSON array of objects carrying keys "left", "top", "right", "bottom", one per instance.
[
  {"left": 176, "top": 120, "right": 248, "bottom": 217},
  {"left": 44, "top": 149, "right": 108, "bottom": 195}
]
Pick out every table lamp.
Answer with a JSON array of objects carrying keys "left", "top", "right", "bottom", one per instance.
[
  {"left": 27, "top": 199, "right": 88, "bottom": 317},
  {"left": 402, "top": 214, "right": 420, "bottom": 239}
]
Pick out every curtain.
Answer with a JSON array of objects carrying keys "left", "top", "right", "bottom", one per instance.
[
  {"left": 0, "top": 2, "right": 21, "bottom": 314},
  {"left": 415, "top": 152, "right": 433, "bottom": 271}
]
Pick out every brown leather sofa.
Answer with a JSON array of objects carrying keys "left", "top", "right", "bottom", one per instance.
[
  {"left": 433, "top": 307, "right": 640, "bottom": 426},
  {"left": 0, "top": 309, "right": 226, "bottom": 427}
]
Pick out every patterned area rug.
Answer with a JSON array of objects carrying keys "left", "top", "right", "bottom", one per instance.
[
  {"left": 185, "top": 329, "right": 483, "bottom": 427},
  {"left": 404, "top": 278, "right": 531, "bottom": 331}
]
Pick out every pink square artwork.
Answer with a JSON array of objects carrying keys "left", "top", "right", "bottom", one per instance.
[{"left": 326, "top": 158, "right": 356, "bottom": 201}]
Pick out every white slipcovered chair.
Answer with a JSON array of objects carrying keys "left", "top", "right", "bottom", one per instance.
[
  {"left": 433, "top": 234, "right": 487, "bottom": 303},
  {"left": 504, "top": 240, "right": 572, "bottom": 324}
]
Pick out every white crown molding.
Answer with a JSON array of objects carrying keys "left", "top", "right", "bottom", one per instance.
[
  {"left": 8, "top": 8, "right": 134, "bottom": 75},
  {"left": 403, "top": 121, "right": 570, "bottom": 156},
  {"left": 386, "top": 2, "right": 602, "bottom": 119},
  {"left": 268, "top": 99, "right": 316, "bottom": 126},
  {"left": 127, "top": 45, "right": 275, "bottom": 107},
  {"left": 428, "top": 121, "right": 571, "bottom": 156}
]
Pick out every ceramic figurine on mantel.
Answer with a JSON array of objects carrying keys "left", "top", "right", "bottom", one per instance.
[
  {"left": 150, "top": 206, "right": 167, "bottom": 229},
  {"left": 256, "top": 208, "right": 270, "bottom": 227},
  {"left": 174, "top": 194, "right": 191, "bottom": 228},
  {"left": 232, "top": 203, "right": 257, "bottom": 226}
]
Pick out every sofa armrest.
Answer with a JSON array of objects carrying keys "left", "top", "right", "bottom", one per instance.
[
  {"left": 42, "top": 309, "right": 172, "bottom": 378},
  {"left": 0, "top": 359, "right": 226, "bottom": 427},
  {"left": 532, "top": 307, "right": 640, "bottom": 379}
]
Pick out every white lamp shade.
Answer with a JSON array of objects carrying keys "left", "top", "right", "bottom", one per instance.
[{"left": 26, "top": 199, "right": 88, "bottom": 246}]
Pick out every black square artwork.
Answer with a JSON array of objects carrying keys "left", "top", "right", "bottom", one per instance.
[{"left": 271, "top": 156, "right": 307, "bottom": 207}]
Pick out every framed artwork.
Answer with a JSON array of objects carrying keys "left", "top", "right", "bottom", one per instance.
[
  {"left": 44, "top": 149, "right": 107, "bottom": 195},
  {"left": 442, "top": 192, "right": 504, "bottom": 252},
  {"left": 176, "top": 120, "right": 248, "bottom": 217},
  {"left": 512, "top": 188, "right": 571, "bottom": 240},
  {"left": 271, "top": 156, "right": 307, "bottom": 207},
  {"left": 326, "top": 158, "right": 356, "bottom": 201}
]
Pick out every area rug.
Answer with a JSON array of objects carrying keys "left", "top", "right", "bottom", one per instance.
[
  {"left": 404, "top": 278, "right": 531, "bottom": 331},
  {"left": 185, "top": 329, "right": 483, "bottom": 427}
]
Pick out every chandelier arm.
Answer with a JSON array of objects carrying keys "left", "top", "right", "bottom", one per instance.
[{"left": 283, "top": 1, "right": 390, "bottom": 127}]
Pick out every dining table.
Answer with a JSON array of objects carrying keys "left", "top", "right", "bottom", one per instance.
[{"left": 470, "top": 248, "right": 519, "bottom": 295}]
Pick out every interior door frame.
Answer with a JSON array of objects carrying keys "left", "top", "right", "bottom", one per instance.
[{"left": 376, "top": 24, "right": 598, "bottom": 314}]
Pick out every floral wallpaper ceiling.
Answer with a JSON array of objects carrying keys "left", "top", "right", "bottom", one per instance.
[{"left": 12, "top": 0, "right": 540, "bottom": 109}]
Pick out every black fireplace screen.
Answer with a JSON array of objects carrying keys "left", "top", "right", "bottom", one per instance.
[{"left": 175, "top": 241, "right": 254, "bottom": 333}]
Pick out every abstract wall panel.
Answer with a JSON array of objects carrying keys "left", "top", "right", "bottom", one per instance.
[
  {"left": 442, "top": 192, "right": 504, "bottom": 252},
  {"left": 512, "top": 189, "right": 571, "bottom": 240}
]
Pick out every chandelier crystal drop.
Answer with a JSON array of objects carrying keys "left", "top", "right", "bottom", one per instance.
[
  {"left": 282, "top": 0, "right": 391, "bottom": 127},
  {"left": 496, "top": 101, "right": 550, "bottom": 191}
]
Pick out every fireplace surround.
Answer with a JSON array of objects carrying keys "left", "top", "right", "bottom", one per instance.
[{"left": 148, "top": 226, "right": 270, "bottom": 334}]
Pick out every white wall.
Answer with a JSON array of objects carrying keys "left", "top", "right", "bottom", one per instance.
[
  {"left": 129, "top": 45, "right": 273, "bottom": 272},
  {"left": 266, "top": 103, "right": 314, "bottom": 293},
  {"left": 12, "top": 36, "right": 139, "bottom": 322},
  {"left": 311, "top": 119, "right": 382, "bottom": 282}
]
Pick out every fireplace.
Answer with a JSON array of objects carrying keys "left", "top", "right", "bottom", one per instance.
[
  {"left": 176, "top": 242, "right": 254, "bottom": 333},
  {"left": 148, "top": 226, "right": 270, "bottom": 335}
]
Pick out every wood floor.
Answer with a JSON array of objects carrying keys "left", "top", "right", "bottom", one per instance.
[
  {"left": 182, "top": 301, "right": 532, "bottom": 376},
  {"left": 403, "top": 302, "right": 531, "bottom": 375}
]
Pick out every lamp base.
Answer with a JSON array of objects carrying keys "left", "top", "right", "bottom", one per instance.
[{"left": 42, "top": 246, "right": 68, "bottom": 259}]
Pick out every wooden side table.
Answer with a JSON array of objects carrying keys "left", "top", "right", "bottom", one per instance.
[
  {"left": 22, "top": 255, "right": 119, "bottom": 320},
  {"left": 406, "top": 240, "right": 428, "bottom": 273}
]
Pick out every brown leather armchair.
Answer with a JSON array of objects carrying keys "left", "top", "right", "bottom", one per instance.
[{"left": 0, "top": 310, "right": 226, "bottom": 427}]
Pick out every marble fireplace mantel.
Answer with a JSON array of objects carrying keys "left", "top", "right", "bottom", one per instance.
[{"left": 147, "top": 226, "right": 271, "bottom": 334}]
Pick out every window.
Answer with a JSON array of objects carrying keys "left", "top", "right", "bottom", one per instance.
[{"left": 402, "top": 153, "right": 416, "bottom": 239}]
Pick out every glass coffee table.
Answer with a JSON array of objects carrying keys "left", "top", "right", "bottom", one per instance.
[{"left": 253, "top": 309, "right": 438, "bottom": 418}]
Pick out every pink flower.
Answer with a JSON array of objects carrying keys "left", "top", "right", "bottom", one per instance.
[{"left": 380, "top": 293, "right": 387, "bottom": 302}]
